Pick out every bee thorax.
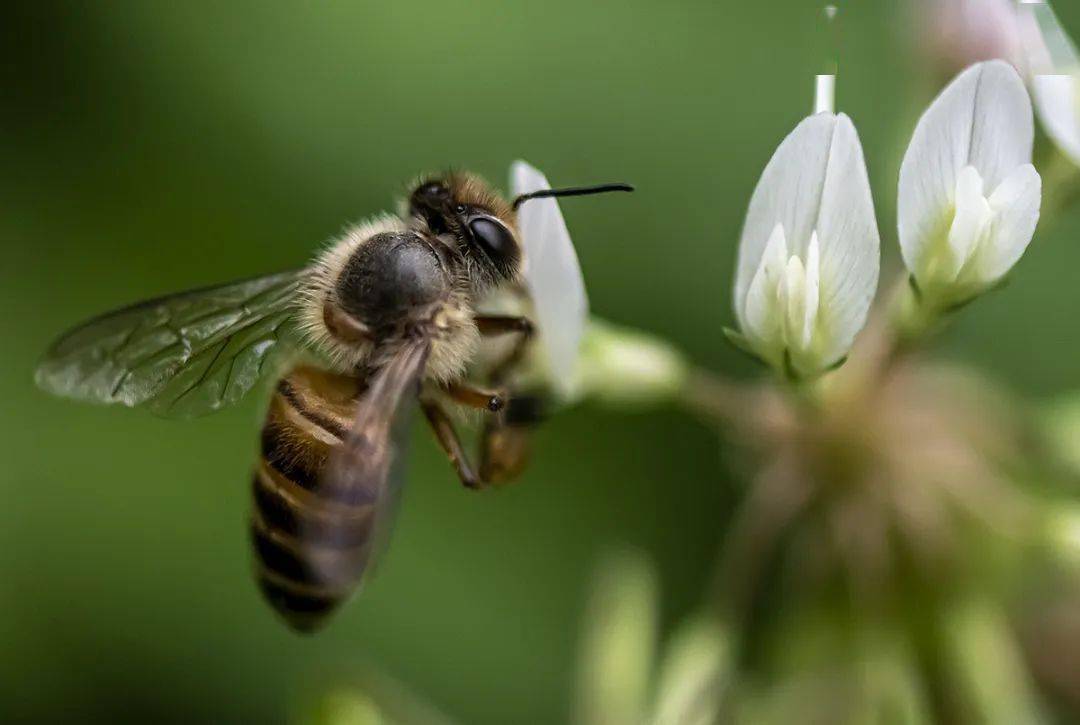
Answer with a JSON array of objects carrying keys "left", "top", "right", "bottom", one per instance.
[
  {"left": 301, "top": 216, "right": 478, "bottom": 383},
  {"left": 335, "top": 231, "right": 450, "bottom": 329}
]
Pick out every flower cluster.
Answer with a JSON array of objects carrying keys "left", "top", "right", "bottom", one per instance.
[
  {"left": 300, "top": 7, "right": 1080, "bottom": 723},
  {"left": 728, "top": 59, "right": 1041, "bottom": 380}
]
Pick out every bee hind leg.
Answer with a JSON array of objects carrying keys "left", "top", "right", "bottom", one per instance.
[{"left": 479, "top": 394, "right": 544, "bottom": 484}]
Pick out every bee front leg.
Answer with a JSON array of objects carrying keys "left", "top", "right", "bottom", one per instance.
[
  {"left": 475, "top": 315, "right": 532, "bottom": 337},
  {"left": 474, "top": 315, "right": 533, "bottom": 383},
  {"left": 420, "top": 398, "right": 482, "bottom": 489},
  {"left": 441, "top": 381, "right": 506, "bottom": 412}
]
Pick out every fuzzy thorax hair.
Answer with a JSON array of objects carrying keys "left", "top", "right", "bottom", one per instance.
[{"left": 297, "top": 213, "right": 479, "bottom": 384}]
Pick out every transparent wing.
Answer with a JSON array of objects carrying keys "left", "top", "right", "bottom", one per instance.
[
  {"left": 303, "top": 337, "right": 429, "bottom": 591},
  {"left": 361, "top": 387, "right": 415, "bottom": 581},
  {"left": 36, "top": 270, "right": 306, "bottom": 418},
  {"left": 510, "top": 160, "right": 589, "bottom": 398}
]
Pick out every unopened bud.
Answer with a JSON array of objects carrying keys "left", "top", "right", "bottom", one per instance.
[{"left": 575, "top": 318, "right": 689, "bottom": 408}]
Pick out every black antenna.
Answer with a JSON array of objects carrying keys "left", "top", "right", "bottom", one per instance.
[{"left": 512, "top": 182, "right": 635, "bottom": 210}]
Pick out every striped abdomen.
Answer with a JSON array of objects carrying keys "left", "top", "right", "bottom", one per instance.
[{"left": 252, "top": 365, "right": 374, "bottom": 632}]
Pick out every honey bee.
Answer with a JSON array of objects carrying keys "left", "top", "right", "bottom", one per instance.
[{"left": 35, "top": 161, "right": 632, "bottom": 632}]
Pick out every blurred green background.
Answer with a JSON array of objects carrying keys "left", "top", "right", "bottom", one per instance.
[{"left": 3, "top": 2, "right": 1080, "bottom": 723}]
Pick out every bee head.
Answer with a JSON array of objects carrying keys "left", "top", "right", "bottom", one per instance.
[{"left": 407, "top": 172, "right": 521, "bottom": 290}]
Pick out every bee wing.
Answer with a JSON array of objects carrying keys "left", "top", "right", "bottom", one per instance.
[
  {"left": 510, "top": 160, "right": 589, "bottom": 398},
  {"left": 366, "top": 389, "right": 417, "bottom": 574},
  {"left": 35, "top": 270, "right": 306, "bottom": 418},
  {"left": 305, "top": 337, "right": 430, "bottom": 591}
]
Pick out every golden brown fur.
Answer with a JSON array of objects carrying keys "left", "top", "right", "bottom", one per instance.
[{"left": 296, "top": 211, "right": 483, "bottom": 385}]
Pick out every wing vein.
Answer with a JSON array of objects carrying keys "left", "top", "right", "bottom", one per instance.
[
  {"left": 36, "top": 269, "right": 305, "bottom": 417},
  {"left": 168, "top": 339, "right": 229, "bottom": 412}
]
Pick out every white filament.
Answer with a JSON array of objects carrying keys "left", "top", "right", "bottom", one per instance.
[{"left": 815, "top": 75, "right": 836, "bottom": 114}]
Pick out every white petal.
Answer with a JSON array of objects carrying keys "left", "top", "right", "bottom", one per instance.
[
  {"left": 977, "top": 163, "right": 1042, "bottom": 283},
  {"left": 946, "top": 166, "right": 993, "bottom": 281},
  {"left": 802, "top": 232, "right": 821, "bottom": 351},
  {"left": 742, "top": 223, "right": 787, "bottom": 346},
  {"left": 811, "top": 114, "right": 880, "bottom": 365},
  {"left": 736, "top": 112, "right": 878, "bottom": 367},
  {"left": 736, "top": 114, "right": 836, "bottom": 318},
  {"left": 510, "top": 160, "right": 588, "bottom": 396},
  {"left": 1032, "top": 74, "right": 1080, "bottom": 165},
  {"left": 1018, "top": 1, "right": 1080, "bottom": 77},
  {"left": 898, "top": 61, "right": 1034, "bottom": 279},
  {"left": 966, "top": 62, "right": 1035, "bottom": 190},
  {"left": 782, "top": 254, "right": 807, "bottom": 352}
]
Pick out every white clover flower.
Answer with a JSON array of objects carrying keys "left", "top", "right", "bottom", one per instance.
[
  {"left": 732, "top": 113, "right": 880, "bottom": 380},
  {"left": 1017, "top": 0, "right": 1080, "bottom": 167},
  {"left": 898, "top": 61, "right": 1041, "bottom": 308},
  {"left": 510, "top": 160, "right": 589, "bottom": 399}
]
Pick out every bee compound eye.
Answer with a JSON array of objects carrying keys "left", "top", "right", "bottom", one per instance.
[{"left": 468, "top": 217, "right": 514, "bottom": 260}]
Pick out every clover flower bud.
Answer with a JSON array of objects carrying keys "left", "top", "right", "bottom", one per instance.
[
  {"left": 898, "top": 61, "right": 1041, "bottom": 309},
  {"left": 575, "top": 319, "right": 689, "bottom": 408},
  {"left": 732, "top": 113, "right": 880, "bottom": 380}
]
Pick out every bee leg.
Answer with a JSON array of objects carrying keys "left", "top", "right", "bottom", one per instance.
[
  {"left": 442, "top": 381, "right": 506, "bottom": 412},
  {"left": 474, "top": 315, "right": 534, "bottom": 383},
  {"left": 323, "top": 303, "right": 372, "bottom": 344},
  {"left": 420, "top": 398, "right": 482, "bottom": 489},
  {"left": 479, "top": 410, "right": 533, "bottom": 484},
  {"left": 475, "top": 315, "right": 533, "bottom": 337}
]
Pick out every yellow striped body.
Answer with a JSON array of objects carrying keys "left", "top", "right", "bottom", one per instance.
[{"left": 251, "top": 365, "right": 373, "bottom": 632}]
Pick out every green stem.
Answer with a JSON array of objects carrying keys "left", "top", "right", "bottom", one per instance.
[
  {"left": 678, "top": 367, "right": 755, "bottom": 428},
  {"left": 883, "top": 273, "right": 934, "bottom": 366}
]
